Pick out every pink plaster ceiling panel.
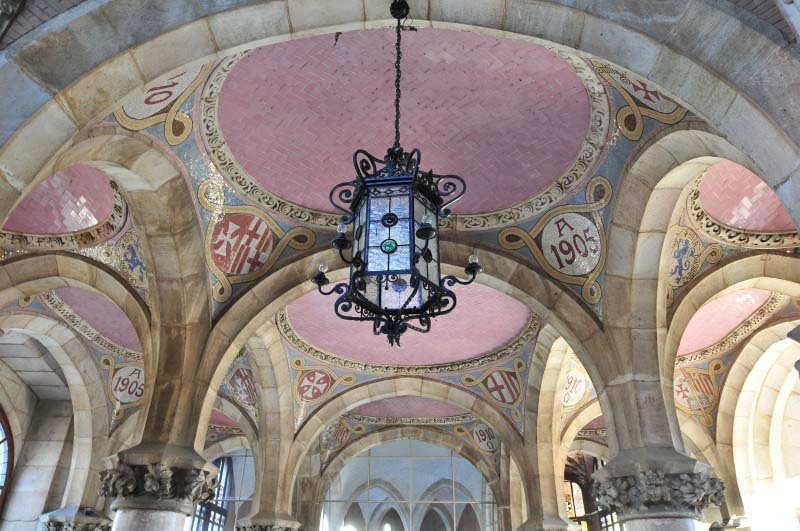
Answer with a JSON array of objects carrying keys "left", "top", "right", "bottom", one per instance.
[
  {"left": 210, "top": 408, "right": 239, "bottom": 427},
  {"left": 582, "top": 416, "right": 605, "bottom": 430},
  {"left": 352, "top": 397, "right": 467, "bottom": 418},
  {"left": 54, "top": 287, "right": 141, "bottom": 351},
  {"left": 216, "top": 28, "right": 590, "bottom": 214},
  {"left": 287, "top": 282, "right": 531, "bottom": 365},
  {"left": 677, "top": 288, "right": 772, "bottom": 356},
  {"left": 699, "top": 161, "right": 795, "bottom": 233},
  {"left": 3, "top": 164, "right": 115, "bottom": 234}
]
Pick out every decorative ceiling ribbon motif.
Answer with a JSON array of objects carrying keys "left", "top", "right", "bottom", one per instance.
[
  {"left": 498, "top": 176, "right": 612, "bottom": 304},
  {"left": 686, "top": 173, "right": 800, "bottom": 249},
  {"left": 454, "top": 422, "right": 500, "bottom": 454},
  {"left": 0, "top": 181, "right": 127, "bottom": 250},
  {"left": 461, "top": 358, "right": 527, "bottom": 422},
  {"left": 292, "top": 358, "right": 356, "bottom": 426},
  {"left": 277, "top": 309, "right": 541, "bottom": 375},
  {"left": 673, "top": 359, "right": 726, "bottom": 427},
  {"left": 592, "top": 61, "right": 687, "bottom": 142},
  {"left": 198, "top": 180, "right": 315, "bottom": 303},
  {"left": 115, "top": 63, "right": 212, "bottom": 146},
  {"left": 100, "top": 356, "right": 146, "bottom": 420}
]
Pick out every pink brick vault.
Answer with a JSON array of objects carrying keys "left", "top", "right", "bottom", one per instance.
[
  {"left": 55, "top": 287, "right": 141, "bottom": 351},
  {"left": 3, "top": 163, "right": 114, "bottom": 234},
  {"left": 217, "top": 28, "right": 590, "bottom": 214},
  {"left": 352, "top": 397, "right": 468, "bottom": 419},
  {"left": 287, "top": 282, "right": 530, "bottom": 366},
  {"left": 699, "top": 160, "right": 795, "bottom": 233},
  {"left": 677, "top": 288, "right": 772, "bottom": 356}
]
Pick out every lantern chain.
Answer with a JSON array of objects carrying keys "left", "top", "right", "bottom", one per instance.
[{"left": 393, "top": 14, "right": 402, "bottom": 151}]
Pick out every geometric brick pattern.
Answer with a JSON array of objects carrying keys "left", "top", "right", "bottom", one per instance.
[
  {"left": 677, "top": 288, "right": 772, "bottom": 356},
  {"left": 0, "top": 0, "right": 85, "bottom": 48},
  {"left": 216, "top": 28, "right": 590, "bottom": 214},
  {"left": 2, "top": 163, "right": 114, "bottom": 234},
  {"left": 286, "top": 281, "right": 530, "bottom": 366},
  {"left": 351, "top": 397, "right": 468, "bottom": 418},
  {"left": 54, "top": 287, "right": 141, "bottom": 351},
  {"left": 699, "top": 160, "right": 796, "bottom": 233}
]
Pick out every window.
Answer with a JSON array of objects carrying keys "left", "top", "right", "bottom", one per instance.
[
  {"left": 320, "top": 439, "right": 498, "bottom": 531},
  {"left": 0, "top": 407, "right": 12, "bottom": 517},
  {"left": 185, "top": 449, "right": 254, "bottom": 531}
]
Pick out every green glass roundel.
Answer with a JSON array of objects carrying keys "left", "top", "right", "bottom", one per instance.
[{"left": 380, "top": 238, "right": 398, "bottom": 254}]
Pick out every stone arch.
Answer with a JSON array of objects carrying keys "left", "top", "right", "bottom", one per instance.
[
  {"left": 203, "top": 436, "right": 251, "bottom": 464},
  {"left": 604, "top": 125, "right": 757, "bottom": 396},
  {"left": 714, "top": 320, "right": 799, "bottom": 519},
  {"left": 561, "top": 402, "right": 603, "bottom": 458},
  {"left": 569, "top": 439, "right": 609, "bottom": 461},
  {"left": 0, "top": 314, "right": 109, "bottom": 508},
  {"left": 283, "top": 377, "right": 524, "bottom": 519},
  {"left": 198, "top": 242, "right": 614, "bottom": 445},
  {"left": 319, "top": 426, "right": 500, "bottom": 503},
  {"left": 732, "top": 336, "right": 800, "bottom": 529},
  {"left": 0, "top": 253, "right": 151, "bottom": 380},
  {"left": 2, "top": 1, "right": 799, "bottom": 229},
  {"left": 37, "top": 125, "right": 211, "bottom": 448},
  {"left": 663, "top": 255, "right": 800, "bottom": 392}
]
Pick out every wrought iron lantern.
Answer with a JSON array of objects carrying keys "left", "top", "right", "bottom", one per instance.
[{"left": 311, "top": 0, "right": 482, "bottom": 346}]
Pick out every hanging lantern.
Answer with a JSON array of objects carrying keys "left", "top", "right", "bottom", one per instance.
[{"left": 311, "top": 0, "right": 482, "bottom": 345}]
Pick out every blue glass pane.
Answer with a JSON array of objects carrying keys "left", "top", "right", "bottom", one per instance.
[
  {"left": 391, "top": 195, "right": 410, "bottom": 220},
  {"left": 390, "top": 219, "right": 410, "bottom": 246},
  {"left": 367, "top": 246, "right": 390, "bottom": 272},
  {"left": 388, "top": 245, "right": 411, "bottom": 271},
  {"left": 370, "top": 197, "right": 391, "bottom": 220},
  {"left": 369, "top": 221, "right": 389, "bottom": 243},
  {"left": 412, "top": 458, "right": 453, "bottom": 502}
]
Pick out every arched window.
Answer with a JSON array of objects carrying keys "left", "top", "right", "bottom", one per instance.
[
  {"left": 320, "top": 439, "right": 497, "bottom": 531},
  {"left": 0, "top": 407, "right": 13, "bottom": 517},
  {"left": 185, "top": 449, "right": 254, "bottom": 531}
]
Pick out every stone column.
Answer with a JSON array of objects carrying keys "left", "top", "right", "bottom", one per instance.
[
  {"left": 98, "top": 453, "right": 217, "bottom": 531},
  {"left": 593, "top": 450, "right": 726, "bottom": 531}
]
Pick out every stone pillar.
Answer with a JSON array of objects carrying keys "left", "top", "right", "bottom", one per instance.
[
  {"left": 593, "top": 450, "right": 726, "bottom": 531},
  {"left": 98, "top": 457, "right": 217, "bottom": 531}
]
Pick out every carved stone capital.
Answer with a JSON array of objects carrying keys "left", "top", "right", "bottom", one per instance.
[
  {"left": 98, "top": 462, "right": 217, "bottom": 514},
  {"left": 40, "top": 514, "right": 112, "bottom": 531},
  {"left": 235, "top": 526, "right": 298, "bottom": 531},
  {"left": 235, "top": 515, "right": 301, "bottom": 531},
  {"left": 42, "top": 523, "right": 112, "bottom": 531},
  {"left": 593, "top": 469, "right": 725, "bottom": 519}
]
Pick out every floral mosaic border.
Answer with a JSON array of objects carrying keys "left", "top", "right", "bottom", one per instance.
[
  {"left": 687, "top": 173, "right": 800, "bottom": 249},
  {"left": 199, "top": 49, "right": 609, "bottom": 231},
  {"left": 40, "top": 291, "right": 143, "bottom": 362},
  {"left": 342, "top": 412, "right": 477, "bottom": 426},
  {"left": 675, "top": 291, "right": 789, "bottom": 367},
  {"left": 277, "top": 309, "right": 541, "bottom": 375}
]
